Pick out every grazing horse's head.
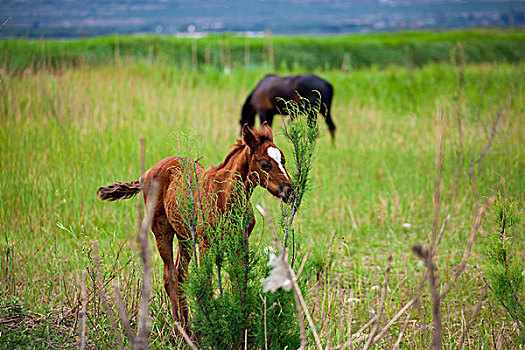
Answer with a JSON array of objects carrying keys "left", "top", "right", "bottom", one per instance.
[{"left": 242, "top": 122, "right": 294, "bottom": 203}]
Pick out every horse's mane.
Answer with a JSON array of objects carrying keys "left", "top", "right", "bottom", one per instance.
[
  {"left": 211, "top": 128, "right": 273, "bottom": 171},
  {"left": 211, "top": 139, "right": 246, "bottom": 171}
]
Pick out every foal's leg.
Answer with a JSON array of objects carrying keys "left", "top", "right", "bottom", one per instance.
[
  {"left": 151, "top": 217, "right": 181, "bottom": 323},
  {"left": 175, "top": 239, "right": 193, "bottom": 325}
]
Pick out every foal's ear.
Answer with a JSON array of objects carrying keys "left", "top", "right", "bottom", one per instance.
[
  {"left": 242, "top": 123, "right": 257, "bottom": 148},
  {"left": 260, "top": 121, "right": 273, "bottom": 141}
]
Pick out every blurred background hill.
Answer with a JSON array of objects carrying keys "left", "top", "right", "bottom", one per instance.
[{"left": 1, "top": 0, "right": 525, "bottom": 38}]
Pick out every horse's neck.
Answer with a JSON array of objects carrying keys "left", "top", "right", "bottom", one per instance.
[{"left": 205, "top": 145, "right": 252, "bottom": 207}]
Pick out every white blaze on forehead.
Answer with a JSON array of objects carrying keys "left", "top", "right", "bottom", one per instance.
[{"left": 267, "top": 147, "right": 289, "bottom": 180}]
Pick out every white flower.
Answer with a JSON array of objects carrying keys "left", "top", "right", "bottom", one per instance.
[
  {"left": 346, "top": 297, "right": 360, "bottom": 305},
  {"left": 261, "top": 253, "right": 292, "bottom": 293},
  {"left": 402, "top": 223, "right": 412, "bottom": 228},
  {"left": 263, "top": 246, "right": 276, "bottom": 256}
]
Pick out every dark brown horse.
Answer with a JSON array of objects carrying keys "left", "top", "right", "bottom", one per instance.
[
  {"left": 240, "top": 74, "right": 336, "bottom": 139},
  {"left": 97, "top": 123, "right": 293, "bottom": 326}
]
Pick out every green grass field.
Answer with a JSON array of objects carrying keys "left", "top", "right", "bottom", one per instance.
[
  {"left": 0, "top": 41, "right": 524, "bottom": 348},
  {"left": 2, "top": 29, "right": 525, "bottom": 73}
]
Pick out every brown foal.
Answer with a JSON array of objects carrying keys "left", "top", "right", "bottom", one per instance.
[{"left": 97, "top": 122, "right": 293, "bottom": 326}]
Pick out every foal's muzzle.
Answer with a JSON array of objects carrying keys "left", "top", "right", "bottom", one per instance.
[{"left": 278, "top": 182, "right": 294, "bottom": 203}]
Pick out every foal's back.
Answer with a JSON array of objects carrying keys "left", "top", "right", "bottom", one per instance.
[{"left": 143, "top": 156, "right": 206, "bottom": 241}]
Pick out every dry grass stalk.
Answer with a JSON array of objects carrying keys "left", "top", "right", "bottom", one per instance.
[
  {"left": 78, "top": 269, "right": 87, "bottom": 350},
  {"left": 93, "top": 242, "right": 125, "bottom": 350},
  {"left": 428, "top": 250, "right": 442, "bottom": 350},
  {"left": 113, "top": 280, "right": 135, "bottom": 345},
  {"left": 412, "top": 100, "right": 507, "bottom": 349},
  {"left": 134, "top": 135, "right": 151, "bottom": 349},
  {"left": 458, "top": 284, "right": 488, "bottom": 349},
  {"left": 412, "top": 107, "right": 459, "bottom": 349},
  {"left": 432, "top": 108, "right": 445, "bottom": 248},
  {"left": 296, "top": 248, "right": 310, "bottom": 280},
  {"left": 363, "top": 255, "right": 392, "bottom": 350},
  {"left": 110, "top": 181, "right": 159, "bottom": 349},
  {"left": 259, "top": 204, "right": 307, "bottom": 349},
  {"left": 3, "top": 237, "right": 10, "bottom": 292},
  {"left": 256, "top": 204, "right": 322, "bottom": 350},
  {"left": 430, "top": 108, "right": 446, "bottom": 348},
  {"left": 418, "top": 107, "right": 446, "bottom": 350},
  {"left": 411, "top": 244, "right": 443, "bottom": 350},
  {"left": 432, "top": 214, "right": 450, "bottom": 256},
  {"left": 114, "top": 179, "right": 160, "bottom": 349},
  {"left": 439, "top": 109, "right": 505, "bottom": 300},
  {"left": 392, "top": 305, "right": 416, "bottom": 350},
  {"left": 332, "top": 312, "right": 376, "bottom": 349},
  {"left": 99, "top": 137, "right": 158, "bottom": 350},
  {"left": 347, "top": 204, "right": 358, "bottom": 230},
  {"left": 174, "top": 321, "right": 199, "bottom": 350},
  {"left": 352, "top": 318, "right": 375, "bottom": 345},
  {"left": 290, "top": 257, "right": 320, "bottom": 349},
  {"left": 134, "top": 181, "right": 158, "bottom": 349},
  {"left": 260, "top": 294, "right": 268, "bottom": 350},
  {"left": 372, "top": 299, "right": 415, "bottom": 343},
  {"left": 403, "top": 234, "right": 437, "bottom": 348}
]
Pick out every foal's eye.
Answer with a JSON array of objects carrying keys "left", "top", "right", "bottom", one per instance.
[{"left": 260, "top": 160, "right": 272, "bottom": 172}]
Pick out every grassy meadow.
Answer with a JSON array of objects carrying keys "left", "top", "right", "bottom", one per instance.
[
  {"left": 0, "top": 38, "right": 524, "bottom": 348},
  {"left": 2, "top": 29, "right": 525, "bottom": 73}
]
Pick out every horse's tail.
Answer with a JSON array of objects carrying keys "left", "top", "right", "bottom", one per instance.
[{"left": 97, "top": 179, "right": 142, "bottom": 201}]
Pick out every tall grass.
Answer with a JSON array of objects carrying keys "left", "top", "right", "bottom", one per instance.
[
  {"left": 0, "top": 59, "right": 523, "bottom": 348},
  {"left": 1, "top": 29, "right": 525, "bottom": 72}
]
